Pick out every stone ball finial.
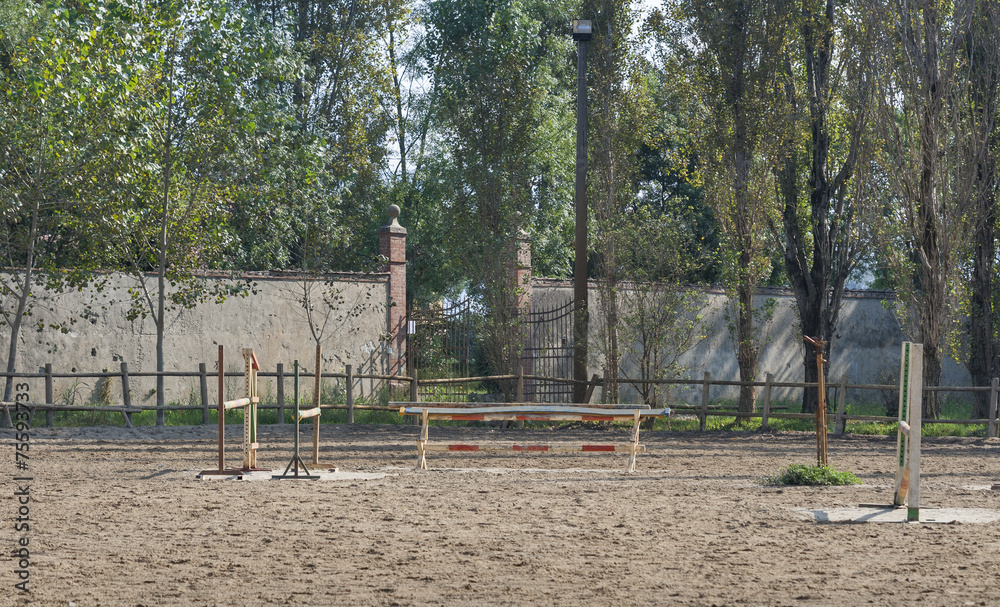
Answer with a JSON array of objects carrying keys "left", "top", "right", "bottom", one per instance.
[{"left": 380, "top": 203, "right": 405, "bottom": 233}]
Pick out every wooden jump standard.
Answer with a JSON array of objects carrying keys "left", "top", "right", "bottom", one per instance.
[
  {"left": 199, "top": 346, "right": 265, "bottom": 478},
  {"left": 860, "top": 342, "right": 925, "bottom": 521},
  {"left": 894, "top": 342, "right": 924, "bottom": 521},
  {"left": 394, "top": 403, "right": 669, "bottom": 473},
  {"left": 273, "top": 359, "right": 323, "bottom": 480}
]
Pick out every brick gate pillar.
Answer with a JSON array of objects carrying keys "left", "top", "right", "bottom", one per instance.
[
  {"left": 515, "top": 229, "right": 532, "bottom": 314},
  {"left": 379, "top": 204, "right": 407, "bottom": 377},
  {"left": 515, "top": 230, "right": 533, "bottom": 399}
]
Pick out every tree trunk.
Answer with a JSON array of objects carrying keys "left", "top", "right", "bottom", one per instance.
[
  {"left": 969, "top": 180, "right": 996, "bottom": 419},
  {"left": 3, "top": 197, "right": 40, "bottom": 425},
  {"left": 965, "top": 4, "right": 1000, "bottom": 420},
  {"left": 3, "top": 269, "right": 32, "bottom": 403},
  {"left": 156, "top": 189, "right": 168, "bottom": 425},
  {"left": 603, "top": 284, "right": 620, "bottom": 405},
  {"left": 801, "top": 338, "right": 831, "bottom": 417},
  {"left": 916, "top": 9, "right": 944, "bottom": 420},
  {"left": 601, "top": 274, "right": 621, "bottom": 404},
  {"left": 156, "top": 53, "right": 174, "bottom": 427},
  {"left": 797, "top": 298, "right": 822, "bottom": 413},
  {"left": 777, "top": 0, "right": 861, "bottom": 414},
  {"left": 735, "top": 282, "right": 757, "bottom": 419},
  {"left": 387, "top": 16, "right": 407, "bottom": 180}
]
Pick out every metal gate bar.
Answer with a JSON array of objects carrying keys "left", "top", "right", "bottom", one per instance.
[
  {"left": 408, "top": 300, "right": 473, "bottom": 402},
  {"left": 522, "top": 300, "right": 574, "bottom": 403}
]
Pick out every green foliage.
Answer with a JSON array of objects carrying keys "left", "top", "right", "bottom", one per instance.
[
  {"left": 103, "top": 0, "right": 295, "bottom": 302},
  {"left": 228, "top": 0, "right": 394, "bottom": 274},
  {"left": 420, "top": 0, "right": 576, "bottom": 382},
  {"left": 0, "top": 0, "right": 131, "bottom": 397},
  {"left": 763, "top": 464, "right": 861, "bottom": 487}
]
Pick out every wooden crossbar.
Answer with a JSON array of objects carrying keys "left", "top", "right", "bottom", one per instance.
[
  {"left": 297, "top": 407, "right": 322, "bottom": 420},
  {"left": 223, "top": 397, "right": 254, "bottom": 411},
  {"left": 399, "top": 404, "right": 669, "bottom": 473}
]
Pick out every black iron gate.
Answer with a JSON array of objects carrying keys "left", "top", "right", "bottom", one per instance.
[
  {"left": 407, "top": 300, "right": 474, "bottom": 402},
  {"left": 522, "top": 299, "right": 574, "bottom": 402},
  {"left": 409, "top": 297, "right": 575, "bottom": 403}
]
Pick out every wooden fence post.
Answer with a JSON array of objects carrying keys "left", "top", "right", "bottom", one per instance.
[
  {"left": 410, "top": 368, "right": 419, "bottom": 403},
  {"left": 583, "top": 374, "right": 600, "bottom": 404},
  {"left": 516, "top": 366, "right": 525, "bottom": 429},
  {"left": 989, "top": 377, "right": 999, "bottom": 439},
  {"left": 409, "top": 368, "right": 419, "bottom": 425},
  {"left": 276, "top": 362, "right": 285, "bottom": 424},
  {"left": 834, "top": 374, "right": 848, "bottom": 435},
  {"left": 0, "top": 373, "right": 10, "bottom": 427},
  {"left": 199, "top": 363, "right": 210, "bottom": 425},
  {"left": 346, "top": 364, "right": 354, "bottom": 424},
  {"left": 45, "top": 363, "right": 54, "bottom": 427},
  {"left": 516, "top": 366, "right": 525, "bottom": 402},
  {"left": 761, "top": 372, "right": 773, "bottom": 429},
  {"left": 700, "top": 371, "right": 711, "bottom": 432},
  {"left": 0, "top": 372, "right": 10, "bottom": 427},
  {"left": 120, "top": 362, "right": 134, "bottom": 427}
]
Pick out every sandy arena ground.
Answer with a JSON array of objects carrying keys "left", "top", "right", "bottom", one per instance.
[{"left": 4, "top": 422, "right": 1000, "bottom": 606}]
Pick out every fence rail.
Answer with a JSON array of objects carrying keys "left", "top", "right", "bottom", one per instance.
[
  {"left": 2, "top": 366, "right": 998, "bottom": 437},
  {"left": 0, "top": 362, "right": 413, "bottom": 428}
]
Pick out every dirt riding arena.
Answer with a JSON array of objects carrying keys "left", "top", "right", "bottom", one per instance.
[{"left": 5, "top": 423, "right": 1000, "bottom": 606}]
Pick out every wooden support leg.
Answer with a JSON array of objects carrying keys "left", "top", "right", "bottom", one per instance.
[
  {"left": 628, "top": 411, "right": 641, "bottom": 473},
  {"left": 218, "top": 346, "right": 225, "bottom": 472},
  {"left": 254, "top": 359, "right": 260, "bottom": 468},
  {"left": 243, "top": 349, "right": 252, "bottom": 470},
  {"left": 417, "top": 408, "right": 429, "bottom": 470}
]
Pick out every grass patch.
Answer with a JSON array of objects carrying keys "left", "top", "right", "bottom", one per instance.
[
  {"left": 53, "top": 409, "right": 127, "bottom": 427},
  {"left": 660, "top": 396, "right": 992, "bottom": 437},
  {"left": 36, "top": 383, "right": 996, "bottom": 438},
  {"left": 763, "top": 464, "right": 861, "bottom": 486}
]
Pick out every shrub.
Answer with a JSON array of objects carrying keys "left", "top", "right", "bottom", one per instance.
[{"left": 763, "top": 464, "right": 861, "bottom": 486}]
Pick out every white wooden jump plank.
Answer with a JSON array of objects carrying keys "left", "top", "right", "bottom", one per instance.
[
  {"left": 399, "top": 406, "right": 669, "bottom": 418},
  {"left": 223, "top": 397, "right": 252, "bottom": 410},
  {"left": 391, "top": 401, "right": 651, "bottom": 410},
  {"left": 409, "top": 413, "right": 653, "bottom": 422},
  {"left": 422, "top": 444, "right": 647, "bottom": 453}
]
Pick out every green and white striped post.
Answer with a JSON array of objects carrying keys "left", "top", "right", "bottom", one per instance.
[{"left": 893, "top": 342, "right": 923, "bottom": 522}]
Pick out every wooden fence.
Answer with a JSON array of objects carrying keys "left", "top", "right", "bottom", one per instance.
[
  {"left": 0, "top": 362, "right": 404, "bottom": 428},
  {"left": 640, "top": 371, "right": 1000, "bottom": 437},
  {"left": 2, "top": 365, "right": 998, "bottom": 438}
]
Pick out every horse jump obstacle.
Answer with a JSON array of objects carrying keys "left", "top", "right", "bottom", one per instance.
[
  {"left": 803, "top": 335, "right": 829, "bottom": 465},
  {"left": 273, "top": 359, "right": 324, "bottom": 480},
  {"left": 198, "top": 346, "right": 265, "bottom": 478},
  {"left": 860, "top": 342, "right": 924, "bottom": 521},
  {"left": 894, "top": 342, "right": 924, "bottom": 522},
  {"left": 395, "top": 403, "right": 670, "bottom": 473}
]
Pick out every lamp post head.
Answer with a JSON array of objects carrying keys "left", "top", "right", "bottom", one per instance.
[{"left": 572, "top": 19, "right": 592, "bottom": 42}]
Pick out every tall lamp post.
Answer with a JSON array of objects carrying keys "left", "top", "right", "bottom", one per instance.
[{"left": 572, "top": 19, "right": 591, "bottom": 403}]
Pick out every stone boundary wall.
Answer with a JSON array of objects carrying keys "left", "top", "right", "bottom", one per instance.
[
  {"left": 2, "top": 272, "right": 391, "bottom": 407},
  {"left": 531, "top": 278, "right": 973, "bottom": 405}
]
